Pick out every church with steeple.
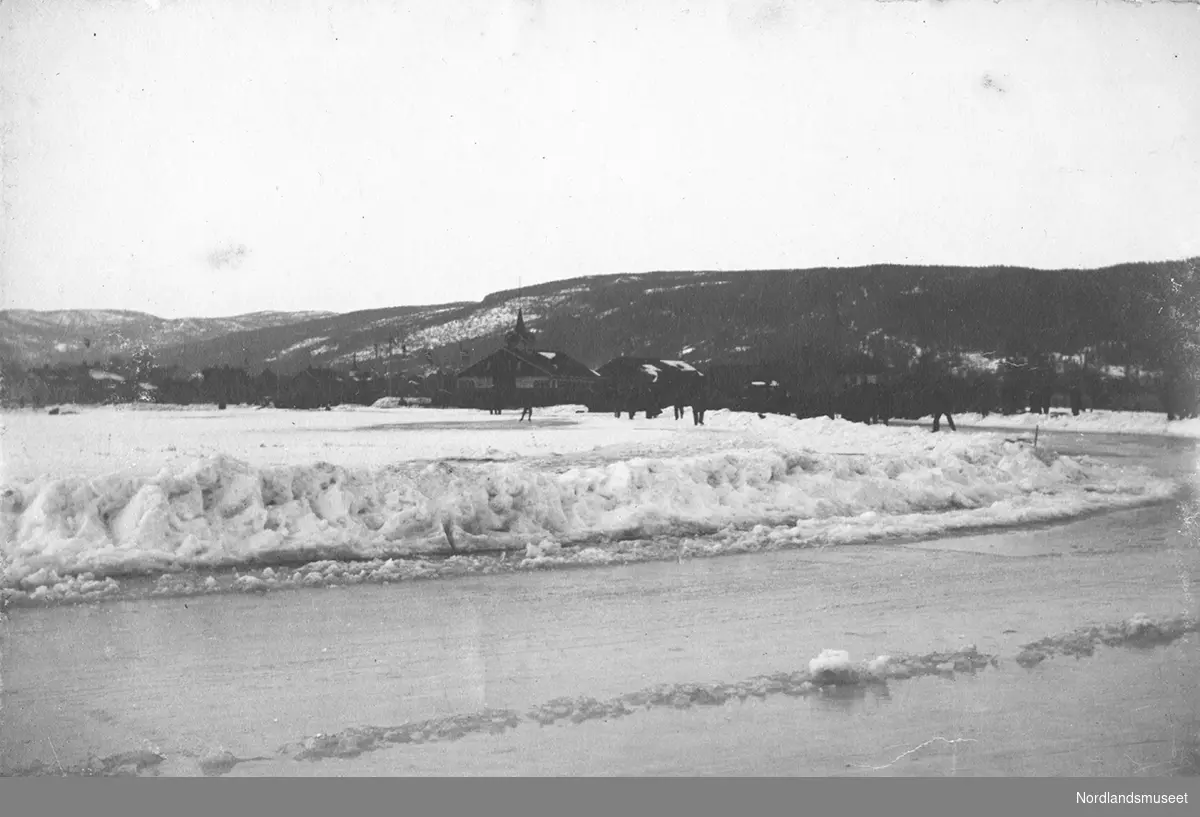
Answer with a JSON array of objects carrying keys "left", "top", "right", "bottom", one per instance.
[
  {"left": 454, "top": 308, "right": 602, "bottom": 410},
  {"left": 504, "top": 308, "right": 537, "bottom": 352}
]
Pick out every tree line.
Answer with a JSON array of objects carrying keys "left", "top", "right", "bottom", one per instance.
[{"left": 0, "top": 355, "right": 457, "bottom": 410}]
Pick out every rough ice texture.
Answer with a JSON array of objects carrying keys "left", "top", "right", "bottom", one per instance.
[
  {"left": 4, "top": 614, "right": 1191, "bottom": 776},
  {"left": 0, "top": 407, "right": 1180, "bottom": 593},
  {"left": 270, "top": 645, "right": 996, "bottom": 768}
]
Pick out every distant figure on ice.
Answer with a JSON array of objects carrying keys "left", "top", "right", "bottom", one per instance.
[
  {"left": 930, "top": 392, "right": 956, "bottom": 432},
  {"left": 1069, "top": 385, "right": 1083, "bottom": 417},
  {"left": 1028, "top": 355, "right": 1056, "bottom": 415},
  {"left": 673, "top": 386, "right": 687, "bottom": 421},
  {"left": 646, "top": 390, "right": 663, "bottom": 419},
  {"left": 625, "top": 385, "right": 640, "bottom": 420},
  {"left": 519, "top": 397, "right": 534, "bottom": 422},
  {"left": 916, "top": 351, "right": 956, "bottom": 433},
  {"left": 1160, "top": 373, "right": 1197, "bottom": 421},
  {"left": 627, "top": 384, "right": 651, "bottom": 420},
  {"left": 875, "top": 380, "right": 894, "bottom": 425},
  {"left": 610, "top": 383, "right": 624, "bottom": 418},
  {"left": 691, "top": 381, "right": 708, "bottom": 426}
]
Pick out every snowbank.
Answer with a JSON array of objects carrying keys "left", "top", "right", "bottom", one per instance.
[
  {"left": 530, "top": 404, "right": 590, "bottom": 417},
  {"left": 370, "top": 397, "right": 412, "bottom": 409},
  {"left": 1, "top": 423, "right": 1178, "bottom": 591},
  {"left": 924, "top": 409, "right": 1200, "bottom": 440}
]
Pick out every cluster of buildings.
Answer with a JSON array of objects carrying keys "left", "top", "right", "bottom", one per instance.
[
  {"left": 5, "top": 311, "right": 903, "bottom": 414},
  {"left": 450, "top": 311, "right": 904, "bottom": 414},
  {"left": 453, "top": 311, "right": 705, "bottom": 411}
]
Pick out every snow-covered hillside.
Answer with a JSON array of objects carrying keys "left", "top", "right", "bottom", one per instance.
[
  {"left": 0, "top": 309, "right": 335, "bottom": 365},
  {"left": 327, "top": 297, "right": 576, "bottom": 367}
]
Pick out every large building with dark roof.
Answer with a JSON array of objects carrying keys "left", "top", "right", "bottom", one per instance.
[
  {"left": 454, "top": 310, "right": 602, "bottom": 408},
  {"left": 591, "top": 356, "right": 706, "bottom": 413}
]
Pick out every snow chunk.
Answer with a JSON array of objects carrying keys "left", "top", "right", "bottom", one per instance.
[
  {"left": 524, "top": 539, "right": 562, "bottom": 560},
  {"left": 808, "top": 649, "right": 858, "bottom": 685}
]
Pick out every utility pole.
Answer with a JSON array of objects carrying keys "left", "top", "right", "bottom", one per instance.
[{"left": 387, "top": 336, "right": 394, "bottom": 398}]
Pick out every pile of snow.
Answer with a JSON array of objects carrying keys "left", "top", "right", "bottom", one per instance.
[
  {"left": 370, "top": 397, "right": 408, "bottom": 409},
  {"left": 0, "top": 419, "right": 1179, "bottom": 590},
  {"left": 808, "top": 649, "right": 857, "bottom": 684},
  {"left": 931, "top": 410, "right": 1200, "bottom": 440},
  {"left": 523, "top": 538, "right": 563, "bottom": 566}
]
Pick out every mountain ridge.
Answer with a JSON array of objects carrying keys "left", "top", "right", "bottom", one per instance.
[{"left": 3, "top": 258, "right": 1196, "bottom": 375}]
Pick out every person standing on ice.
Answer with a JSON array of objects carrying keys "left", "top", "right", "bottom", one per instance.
[
  {"left": 519, "top": 395, "right": 534, "bottom": 422},
  {"left": 915, "top": 350, "right": 956, "bottom": 433},
  {"left": 691, "top": 378, "right": 708, "bottom": 426},
  {"left": 646, "top": 388, "right": 663, "bottom": 419},
  {"left": 1069, "top": 381, "right": 1083, "bottom": 417}
]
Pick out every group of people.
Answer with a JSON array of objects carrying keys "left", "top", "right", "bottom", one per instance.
[
  {"left": 613, "top": 381, "right": 709, "bottom": 426},
  {"left": 489, "top": 391, "right": 535, "bottom": 420}
]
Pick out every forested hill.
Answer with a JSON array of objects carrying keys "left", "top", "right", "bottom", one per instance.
[{"left": 5, "top": 258, "right": 1197, "bottom": 376}]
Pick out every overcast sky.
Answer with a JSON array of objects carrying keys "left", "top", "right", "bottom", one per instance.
[{"left": 2, "top": 0, "right": 1198, "bottom": 318}]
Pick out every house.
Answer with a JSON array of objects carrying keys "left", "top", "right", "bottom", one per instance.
[
  {"left": 454, "top": 310, "right": 602, "bottom": 408},
  {"left": 740, "top": 379, "right": 791, "bottom": 416},
  {"left": 593, "top": 356, "right": 706, "bottom": 412},
  {"left": 345, "top": 365, "right": 385, "bottom": 404},
  {"left": 834, "top": 352, "right": 889, "bottom": 389},
  {"left": 276, "top": 367, "right": 351, "bottom": 409}
]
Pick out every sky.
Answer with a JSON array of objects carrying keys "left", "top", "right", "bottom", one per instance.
[{"left": 1, "top": 0, "right": 1198, "bottom": 319}]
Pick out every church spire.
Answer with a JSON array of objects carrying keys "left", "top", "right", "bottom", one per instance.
[{"left": 506, "top": 307, "right": 536, "bottom": 351}]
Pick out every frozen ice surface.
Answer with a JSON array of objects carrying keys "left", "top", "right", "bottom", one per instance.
[{"left": 0, "top": 406, "right": 1182, "bottom": 592}]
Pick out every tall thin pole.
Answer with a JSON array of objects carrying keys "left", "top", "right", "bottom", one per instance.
[{"left": 387, "top": 337, "right": 394, "bottom": 398}]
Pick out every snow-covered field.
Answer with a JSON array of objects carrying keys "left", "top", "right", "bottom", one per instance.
[{"left": 0, "top": 405, "right": 1184, "bottom": 600}]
